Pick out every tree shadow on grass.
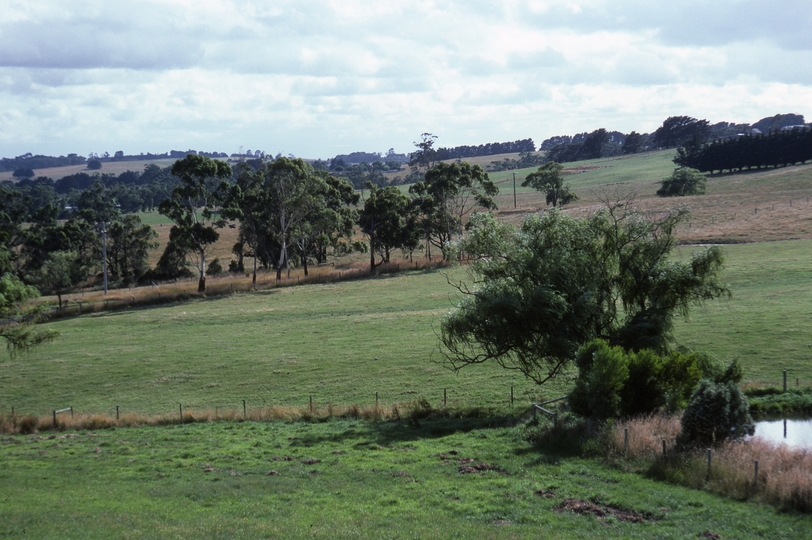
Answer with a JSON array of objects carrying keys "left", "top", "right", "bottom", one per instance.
[
  {"left": 511, "top": 417, "right": 602, "bottom": 466},
  {"left": 288, "top": 409, "right": 523, "bottom": 449},
  {"left": 73, "top": 288, "right": 284, "bottom": 319}
]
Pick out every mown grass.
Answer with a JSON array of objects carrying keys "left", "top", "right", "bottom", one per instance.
[{"left": 1, "top": 416, "right": 810, "bottom": 539}]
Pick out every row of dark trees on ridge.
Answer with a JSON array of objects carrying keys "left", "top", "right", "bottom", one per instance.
[{"left": 674, "top": 126, "right": 812, "bottom": 174}]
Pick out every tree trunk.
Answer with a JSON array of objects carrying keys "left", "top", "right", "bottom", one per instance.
[
  {"left": 369, "top": 230, "right": 376, "bottom": 272},
  {"left": 198, "top": 249, "right": 206, "bottom": 292},
  {"left": 252, "top": 255, "right": 257, "bottom": 287}
]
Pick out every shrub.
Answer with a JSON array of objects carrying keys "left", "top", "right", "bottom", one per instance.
[
  {"left": 571, "top": 340, "right": 719, "bottom": 418},
  {"left": 569, "top": 340, "right": 629, "bottom": 420},
  {"left": 677, "top": 380, "right": 754, "bottom": 448},
  {"left": 206, "top": 258, "right": 223, "bottom": 276},
  {"left": 18, "top": 415, "right": 38, "bottom": 434},
  {"left": 656, "top": 167, "right": 707, "bottom": 197}
]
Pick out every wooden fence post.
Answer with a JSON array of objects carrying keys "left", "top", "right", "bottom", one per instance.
[
  {"left": 706, "top": 448, "right": 712, "bottom": 479},
  {"left": 116, "top": 405, "right": 119, "bottom": 420},
  {"left": 753, "top": 460, "right": 759, "bottom": 489},
  {"left": 624, "top": 428, "right": 629, "bottom": 456}
]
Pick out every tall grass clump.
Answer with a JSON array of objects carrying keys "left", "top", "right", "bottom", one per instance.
[{"left": 608, "top": 415, "right": 812, "bottom": 512}]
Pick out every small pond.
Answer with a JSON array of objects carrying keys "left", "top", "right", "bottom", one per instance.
[{"left": 752, "top": 418, "right": 812, "bottom": 449}]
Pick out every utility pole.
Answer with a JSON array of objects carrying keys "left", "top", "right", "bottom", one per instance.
[
  {"left": 98, "top": 221, "right": 108, "bottom": 295},
  {"left": 513, "top": 173, "right": 517, "bottom": 209}
]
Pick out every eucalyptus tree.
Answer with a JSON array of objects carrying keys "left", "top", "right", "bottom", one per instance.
[
  {"left": 293, "top": 172, "right": 359, "bottom": 275},
  {"left": 158, "top": 154, "right": 232, "bottom": 292},
  {"left": 409, "top": 162, "right": 497, "bottom": 260},
  {"left": 358, "top": 183, "right": 418, "bottom": 272},
  {"left": 222, "top": 162, "right": 271, "bottom": 285},
  {"left": 261, "top": 158, "right": 326, "bottom": 280},
  {"left": 521, "top": 162, "right": 577, "bottom": 208}
]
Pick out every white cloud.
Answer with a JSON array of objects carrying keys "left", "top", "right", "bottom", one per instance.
[{"left": 0, "top": 0, "right": 810, "bottom": 158}]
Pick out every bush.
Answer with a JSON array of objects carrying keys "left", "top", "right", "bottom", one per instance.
[
  {"left": 18, "top": 415, "right": 38, "bottom": 434},
  {"left": 13, "top": 167, "right": 35, "bottom": 178},
  {"left": 569, "top": 340, "right": 629, "bottom": 420},
  {"left": 657, "top": 167, "right": 707, "bottom": 197},
  {"left": 570, "top": 340, "right": 739, "bottom": 419},
  {"left": 677, "top": 380, "right": 754, "bottom": 448},
  {"left": 206, "top": 258, "right": 223, "bottom": 276}
]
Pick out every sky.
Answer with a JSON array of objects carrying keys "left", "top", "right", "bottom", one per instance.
[{"left": 1, "top": 0, "right": 811, "bottom": 160}]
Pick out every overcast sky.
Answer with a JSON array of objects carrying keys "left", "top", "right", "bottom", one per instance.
[{"left": 2, "top": 0, "right": 811, "bottom": 160}]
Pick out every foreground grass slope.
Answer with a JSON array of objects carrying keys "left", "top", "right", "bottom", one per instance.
[{"left": 2, "top": 418, "right": 808, "bottom": 539}]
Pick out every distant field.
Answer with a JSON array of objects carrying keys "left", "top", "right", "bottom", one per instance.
[
  {"left": 674, "top": 239, "right": 812, "bottom": 386},
  {"left": 0, "top": 158, "right": 179, "bottom": 182}
]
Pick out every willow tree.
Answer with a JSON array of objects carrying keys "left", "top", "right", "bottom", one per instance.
[{"left": 439, "top": 202, "right": 728, "bottom": 385}]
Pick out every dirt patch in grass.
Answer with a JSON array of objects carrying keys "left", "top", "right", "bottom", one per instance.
[
  {"left": 555, "top": 498, "right": 652, "bottom": 523},
  {"left": 534, "top": 490, "right": 557, "bottom": 498},
  {"left": 458, "top": 461, "right": 501, "bottom": 474}
]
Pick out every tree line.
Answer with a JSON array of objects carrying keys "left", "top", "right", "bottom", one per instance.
[
  {"left": 433, "top": 138, "right": 536, "bottom": 160},
  {"left": 674, "top": 127, "right": 812, "bottom": 174}
]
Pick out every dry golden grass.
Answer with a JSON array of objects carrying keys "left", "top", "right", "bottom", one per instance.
[
  {"left": 516, "top": 162, "right": 812, "bottom": 244},
  {"left": 44, "top": 258, "right": 450, "bottom": 317},
  {"left": 0, "top": 399, "right": 467, "bottom": 434},
  {"left": 609, "top": 414, "right": 812, "bottom": 512},
  {"left": 610, "top": 414, "right": 683, "bottom": 459}
]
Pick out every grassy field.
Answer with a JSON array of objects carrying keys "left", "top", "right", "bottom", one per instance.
[
  {"left": 5, "top": 150, "right": 812, "bottom": 537},
  {"left": 4, "top": 238, "right": 812, "bottom": 418},
  {"left": 674, "top": 239, "right": 812, "bottom": 386},
  {"left": 5, "top": 268, "right": 560, "bottom": 417},
  {"left": 2, "top": 417, "right": 810, "bottom": 539}
]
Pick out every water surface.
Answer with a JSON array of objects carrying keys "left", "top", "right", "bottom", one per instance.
[{"left": 752, "top": 418, "right": 812, "bottom": 449}]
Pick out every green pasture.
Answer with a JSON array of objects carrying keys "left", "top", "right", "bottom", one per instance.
[
  {"left": 4, "top": 269, "right": 557, "bottom": 417},
  {"left": 1, "top": 418, "right": 808, "bottom": 539},
  {"left": 3, "top": 238, "right": 812, "bottom": 417},
  {"left": 487, "top": 149, "right": 677, "bottom": 194},
  {"left": 673, "top": 239, "right": 812, "bottom": 386}
]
